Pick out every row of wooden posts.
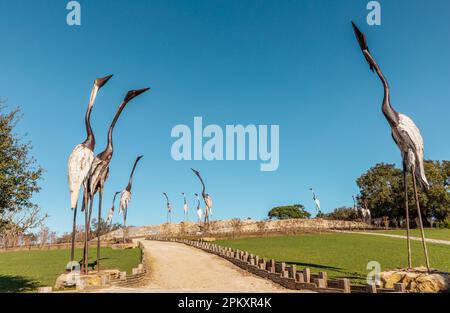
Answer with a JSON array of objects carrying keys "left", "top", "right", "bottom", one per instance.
[{"left": 148, "top": 237, "right": 407, "bottom": 293}]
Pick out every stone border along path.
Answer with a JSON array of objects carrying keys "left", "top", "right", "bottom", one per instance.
[
  {"left": 143, "top": 237, "right": 408, "bottom": 293},
  {"left": 332, "top": 230, "right": 450, "bottom": 246}
]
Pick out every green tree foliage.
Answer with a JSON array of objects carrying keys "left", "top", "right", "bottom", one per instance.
[
  {"left": 356, "top": 162, "right": 450, "bottom": 223},
  {"left": 268, "top": 204, "right": 311, "bottom": 220},
  {"left": 0, "top": 105, "right": 44, "bottom": 234},
  {"left": 90, "top": 218, "right": 122, "bottom": 239},
  {"left": 324, "top": 207, "right": 360, "bottom": 221}
]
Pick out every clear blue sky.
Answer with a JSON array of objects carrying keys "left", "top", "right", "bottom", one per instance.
[{"left": 1, "top": 0, "right": 449, "bottom": 234}]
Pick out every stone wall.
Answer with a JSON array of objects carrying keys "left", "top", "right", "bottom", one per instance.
[{"left": 102, "top": 218, "right": 372, "bottom": 241}]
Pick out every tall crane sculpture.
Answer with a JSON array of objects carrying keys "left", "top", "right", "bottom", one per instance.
[
  {"left": 195, "top": 193, "right": 202, "bottom": 224},
  {"left": 352, "top": 22, "right": 431, "bottom": 270},
  {"left": 309, "top": 188, "right": 321, "bottom": 216},
  {"left": 163, "top": 192, "right": 172, "bottom": 223},
  {"left": 118, "top": 155, "right": 144, "bottom": 244},
  {"left": 191, "top": 169, "right": 213, "bottom": 224},
  {"left": 181, "top": 192, "right": 189, "bottom": 221},
  {"left": 83, "top": 87, "right": 150, "bottom": 273},
  {"left": 106, "top": 191, "right": 121, "bottom": 224},
  {"left": 67, "top": 74, "right": 112, "bottom": 263}
]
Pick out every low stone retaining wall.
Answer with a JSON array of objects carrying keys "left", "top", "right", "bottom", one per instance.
[
  {"left": 38, "top": 241, "right": 148, "bottom": 293},
  {"left": 1, "top": 242, "right": 112, "bottom": 253},
  {"left": 148, "top": 237, "right": 408, "bottom": 294},
  {"left": 103, "top": 218, "right": 374, "bottom": 241}
]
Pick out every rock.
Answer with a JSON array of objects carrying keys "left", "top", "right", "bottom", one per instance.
[
  {"left": 111, "top": 243, "right": 135, "bottom": 250},
  {"left": 381, "top": 271, "right": 404, "bottom": 289},
  {"left": 55, "top": 269, "right": 121, "bottom": 290},
  {"left": 380, "top": 268, "right": 449, "bottom": 293},
  {"left": 54, "top": 272, "right": 78, "bottom": 289},
  {"left": 38, "top": 287, "right": 52, "bottom": 293}
]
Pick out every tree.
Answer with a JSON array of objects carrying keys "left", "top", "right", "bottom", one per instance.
[
  {"left": 268, "top": 204, "right": 310, "bottom": 220},
  {"left": 356, "top": 162, "right": 450, "bottom": 224},
  {"left": 90, "top": 218, "right": 122, "bottom": 240},
  {"left": 325, "top": 207, "right": 360, "bottom": 221},
  {"left": 1, "top": 104, "right": 45, "bottom": 239}
]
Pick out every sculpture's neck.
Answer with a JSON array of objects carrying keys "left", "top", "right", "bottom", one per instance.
[
  {"left": 363, "top": 50, "right": 398, "bottom": 127},
  {"left": 82, "top": 86, "right": 99, "bottom": 150}
]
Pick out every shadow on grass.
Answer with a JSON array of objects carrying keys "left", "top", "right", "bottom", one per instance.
[
  {"left": 77, "top": 257, "right": 111, "bottom": 271},
  {"left": 282, "top": 260, "right": 366, "bottom": 282},
  {"left": 0, "top": 275, "right": 41, "bottom": 293}
]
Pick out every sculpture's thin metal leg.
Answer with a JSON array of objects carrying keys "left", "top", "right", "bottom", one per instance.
[
  {"left": 70, "top": 204, "right": 77, "bottom": 263},
  {"left": 404, "top": 170, "right": 412, "bottom": 270},
  {"left": 96, "top": 188, "right": 103, "bottom": 272},
  {"left": 412, "top": 174, "right": 431, "bottom": 272},
  {"left": 85, "top": 197, "right": 94, "bottom": 274}
]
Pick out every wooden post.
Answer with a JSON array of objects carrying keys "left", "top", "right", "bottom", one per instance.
[
  {"left": 394, "top": 283, "right": 406, "bottom": 293},
  {"left": 289, "top": 265, "right": 296, "bottom": 279},
  {"left": 268, "top": 259, "right": 275, "bottom": 273},
  {"left": 318, "top": 272, "right": 328, "bottom": 288},
  {"left": 303, "top": 268, "right": 311, "bottom": 283},
  {"left": 296, "top": 272, "right": 304, "bottom": 283},
  {"left": 338, "top": 278, "right": 351, "bottom": 293},
  {"left": 314, "top": 278, "right": 326, "bottom": 288},
  {"left": 366, "top": 283, "right": 377, "bottom": 293}
]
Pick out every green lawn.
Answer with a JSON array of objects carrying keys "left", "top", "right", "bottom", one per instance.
[
  {"left": 366, "top": 228, "right": 450, "bottom": 241},
  {"left": 216, "top": 233, "right": 450, "bottom": 285},
  {"left": 0, "top": 247, "right": 141, "bottom": 293}
]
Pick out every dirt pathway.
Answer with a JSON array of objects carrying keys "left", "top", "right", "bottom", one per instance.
[
  {"left": 103, "top": 240, "right": 297, "bottom": 293},
  {"left": 334, "top": 230, "right": 450, "bottom": 246}
]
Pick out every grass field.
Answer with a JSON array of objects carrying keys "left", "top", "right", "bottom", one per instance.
[
  {"left": 366, "top": 228, "right": 450, "bottom": 241},
  {"left": 0, "top": 247, "right": 140, "bottom": 293},
  {"left": 216, "top": 233, "right": 450, "bottom": 284}
]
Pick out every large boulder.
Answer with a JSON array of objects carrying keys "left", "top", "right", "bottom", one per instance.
[
  {"left": 54, "top": 269, "right": 121, "bottom": 290},
  {"left": 380, "top": 267, "right": 449, "bottom": 293}
]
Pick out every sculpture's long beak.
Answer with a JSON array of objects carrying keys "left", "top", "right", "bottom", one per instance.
[
  {"left": 95, "top": 74, "right": 113, "bottom": 88},
  {"left": 351, "top": 22, "right": 368, "bottom": 51},
  {"left": 191, "top": 168, "right": 200, "bottom": 176},
  {"left": 351, "top": 21, "right": 374, "bottom": 72},
  {"left": 124, "top": 87, "right": 151, "bottom": 102}
]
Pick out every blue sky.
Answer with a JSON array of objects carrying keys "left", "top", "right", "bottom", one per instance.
[{"left": 1, "top": 0, "right": 449, "bottom": 234}]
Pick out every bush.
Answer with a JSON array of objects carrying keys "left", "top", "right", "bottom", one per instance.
[
  {"left": 436, "top": 217, "right": 450, "bottom": 229},
  {"left": 268, "top": 204, "right": 310, "bottom": 220}
]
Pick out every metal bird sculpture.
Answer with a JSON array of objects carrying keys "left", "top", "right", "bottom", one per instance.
[
  {"left": 181, "top": 192, "right": 189, "bottom": 221},
  {"left": 107, "top": 191, "right": 121, "bottom": 224},
  {"left": 352, "top": 21, "right": 430, "bottom": 270},
  {"left": 83, "top": 87, "right": 150, "bottom": 273},
  {"left": 309, "top": 188, "right": 321, "bottom": 216},
  {"left": 191, "top": 168, "right": 213, "bottom": 224},
  {"left": 163, "top": 192, "right": 172, "bottom": 223},
  {"left": 195, "top": 193, "right": 202, "bottom": 224},
  {"left": 67, "top": 74, "right": 112, "bottom": 262},
  {"left": 118, "top": 155, "right": 144, "bottom": 243}
]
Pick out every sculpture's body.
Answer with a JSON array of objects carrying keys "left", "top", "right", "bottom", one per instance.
[
  {"left": 182, "top": 193, "right": 189, "bottom": 221},
  {"left": 163, "top": 192, "right": 172, "bottom": 223},
  {"left": 195, "top": 193, "right": 202, "bottom": 224}
]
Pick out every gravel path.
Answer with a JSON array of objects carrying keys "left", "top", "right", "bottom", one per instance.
[
  {"left": 334, "top": 230, "right": 450, "bottom": 246},
  {"left": 101, "top": 240, "right": 302, "bottom": 293}
]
